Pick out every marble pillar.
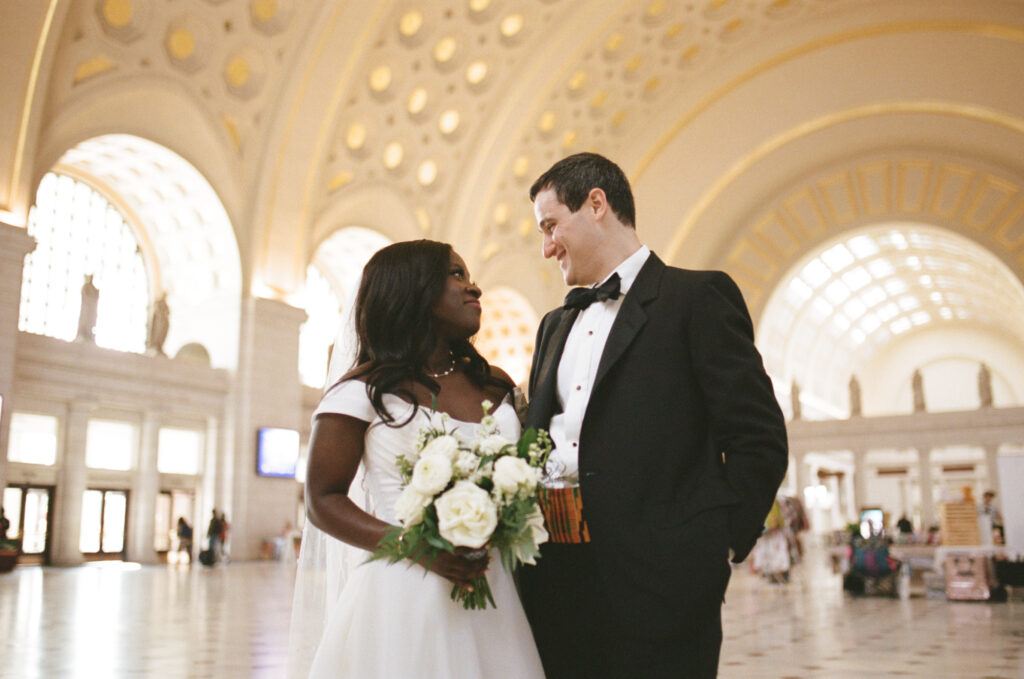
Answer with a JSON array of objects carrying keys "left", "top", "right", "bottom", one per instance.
[
  {"left": 127, "top": 413, "right": 160, "bottom": 564},
  {"left": 916, "top": 448, "right": 936, "bottom": 530},
  {"left": 0, "top": 222, "right": 36, "bottom": 492},
  {"left": 983, "top": 444, "right": 1001, "bottom": 494},
  {"left": 228, "top": 296, "right": 306, "bottom": 560},
  {"left": 792, "top": 450, "right": 807, "bottom": 500},
  {"left": 852, "top": 448, "right": 867, "bottom": 514},
  {"left": 51, "top": 399, "right": 94, "bottom": 566}
]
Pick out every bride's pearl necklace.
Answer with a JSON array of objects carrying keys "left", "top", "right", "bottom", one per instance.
[{"left": 426, "top": 352, "right": 457, "bottom": 379}]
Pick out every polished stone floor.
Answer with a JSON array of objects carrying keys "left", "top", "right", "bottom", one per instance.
[{"left": 0, "top": 545, "right": 1021, "bottom": 678}]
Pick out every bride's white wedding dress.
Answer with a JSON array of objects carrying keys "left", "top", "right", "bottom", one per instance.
[{"left": 305, "top": 380, "right": 545, "bottom": 679}]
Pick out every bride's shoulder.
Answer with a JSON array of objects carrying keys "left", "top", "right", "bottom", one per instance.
[
  {"left": 339, "top": 363, "right": 371, "bottom": 383},
  {"left": 486, "top": 365, "right": 517, "bottom": 394}
]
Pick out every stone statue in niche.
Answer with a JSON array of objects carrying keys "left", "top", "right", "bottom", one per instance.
[
  {"left": 790, "top": 379, "right": 802, "bottom": 420},
  {"left": 848, "top": 374, "right": 862, "bottom": 417},
  {"left": 147, "top": 293, "right": 170, "bottom": 356},
  {"left": 977, "top": 362, "right": 993, "bottom": 408},
  {"left": 912, "top": 369, "right": 926, "bottom": 412},
  {"left": 76, "top": 274, "right": 99, "bottom": 342}
]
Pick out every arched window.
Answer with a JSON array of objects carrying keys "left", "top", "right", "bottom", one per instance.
[
  {"left": 475, "top": 286, "right": 539, "bottom": 387},
  {"left": 20, "top": 173, "right": 149, "bottom": 352},
  {"left": 299, "top": 227, "right": 392, "bottom": 388},
  {"left": 759, "top": 223, "right": 1024, "bottom": 416}
]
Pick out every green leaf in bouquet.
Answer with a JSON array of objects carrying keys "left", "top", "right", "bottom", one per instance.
[{"left": 516, "top": 427, "right": 538, "bottom": 457}]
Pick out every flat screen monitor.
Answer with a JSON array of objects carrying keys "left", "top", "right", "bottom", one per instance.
[{"left": 256, "top": 427, "right": 299, "bottom": 479}]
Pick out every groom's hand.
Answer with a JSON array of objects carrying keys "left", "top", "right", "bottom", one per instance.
[{"left": 425, "top": 547, "right": 490, "bottom": 587}]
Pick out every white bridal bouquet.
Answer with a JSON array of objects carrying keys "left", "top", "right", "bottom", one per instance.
[{"left": 370, "top": 400, "right": 552, "bottom": 609}]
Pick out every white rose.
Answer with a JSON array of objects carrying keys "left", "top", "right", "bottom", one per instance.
[
  {"left": 477, "top": 433, "right": 512, "bottom": 457},
  {"left": 394, "top": 486, "right": 432, "bottom": 526},
  {"left": 410, "top": 454, "right": 453, "bottom": 495},
  {"left": 515, "top": 506, "right": 549, "bottom": 565},
  {"left": 421, "top": 434, "right": 460, "bottom": 461},
  {"left": 453, "top": 450, "right": 480, "bottom": 478},
  {"left": 492, "top": 455, "right": 539, "bottom": 495},
  {"left": 435, "top": 481, "right": 498, "bottom": 548}
]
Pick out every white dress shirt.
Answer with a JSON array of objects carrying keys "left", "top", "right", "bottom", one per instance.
[{"left": 546, "top": 245, "right": 650, "bottom": 486}]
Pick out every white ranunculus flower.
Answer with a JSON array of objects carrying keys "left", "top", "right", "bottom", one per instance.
[
  {"left": 421, "top": 434, "right": 460, "bottom": 461},
  {"left": 477, "top": 433, "right": 512, "bottom": 456},
  {"left": 453, "top": 450, "right": 479, "bottom": 478},
  {"left": 394, "top": 486, "right": 432, "bottom": 526},
  {"left": 435, "top": 481, "right": 498, "bottom": 548},
  {"left": 492, "top": 455, "right": 539, "bottom": 494},
  {"left": 410, "top": 454, "right": 453, "bottom": 495}
]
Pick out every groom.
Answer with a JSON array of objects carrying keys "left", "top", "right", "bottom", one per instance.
[{"left": 519, "top": 153, "right": 788, "bottom": 678}]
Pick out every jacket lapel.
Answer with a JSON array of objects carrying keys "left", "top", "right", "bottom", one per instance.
[
  {"left": 526, "top": 308, "right": 578, "bottom": 428},
  {"left": 592, "top": 254, "right": 663, "bottom": 390}
]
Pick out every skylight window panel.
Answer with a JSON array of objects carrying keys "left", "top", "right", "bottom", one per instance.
[
  {"left": 867, "top": 259, "right": 894, "bottom": 278},
  {"left": 824, "top": 280, "right": 851, "bottom": 304},
  {"left": 890, "top": 317, "right": 912, "bottom": 334},
  {"left": 842, "top": 267, "right": 871, "bottom": 291},
  {"left": 801, "top": 259, "right": 832, "bottom": 287},
  {"left": 847, "top": 235, "right": 879, "bottom": 258},
  {"left": 877, "top": 302, "right": 899, "bottom": 321},
  {"left": 843, "top": 297, "right": 867, "bottom": 319},
  {"left": 821, "top": 244, "right": 854, "bottom": 272},
  {"left": 859, "top": 314, "right": 881, "bottom": 333},
  {"left": 898, "top": 296, "right": 919, "bottom": 311},
  {"left": 884, "top": 278, "right": 908, "bottom": 295},
  {"left": 860, "top": 285, "right": 886, "bottom": 307}
]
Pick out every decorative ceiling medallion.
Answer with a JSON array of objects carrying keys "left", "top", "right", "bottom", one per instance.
[
  {"left": 499, "top": 13, "right": 525, "bottom": 45},
  {"left": 165, "top": 15, "right": 211, "bottom": 74},
  {"left": 95, "top": 0, "right": 150, "bottom": 43},
  {"left": 223, "top": 46, "right": 266, "bottom": 99},
  {"left": 398, "top": 10, "right": 428, "bottom": 48},
  {"left": 251, "top": 0, "right": 294, "bottom": 36}
]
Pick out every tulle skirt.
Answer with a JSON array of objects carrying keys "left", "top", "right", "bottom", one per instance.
[{"left": 308, "top": 559, "right": 545, "bottom": 679}]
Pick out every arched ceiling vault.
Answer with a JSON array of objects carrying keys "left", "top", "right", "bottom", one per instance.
[{"left": 27, "top": 0, "right": 1024, "bottom": 319}]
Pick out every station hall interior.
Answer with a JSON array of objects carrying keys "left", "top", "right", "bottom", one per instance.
[{"left": 1, "top": 0, "right": 1023, "bottom": 677}]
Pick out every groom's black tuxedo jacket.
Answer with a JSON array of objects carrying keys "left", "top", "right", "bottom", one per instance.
[{"left": 525, "top": 253, "right": 788, "bottom": 636}]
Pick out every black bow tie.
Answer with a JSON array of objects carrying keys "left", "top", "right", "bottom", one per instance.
[{"left": 563, "top": 273, "right": 621, "bottom": 310}]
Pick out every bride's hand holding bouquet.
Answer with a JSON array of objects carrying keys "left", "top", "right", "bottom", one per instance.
[{"left": 370, "top": 400, "right": 552, "bottom": 609}]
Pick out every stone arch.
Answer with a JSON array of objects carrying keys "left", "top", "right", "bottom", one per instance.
[
  {"left": 714, "top": 151, "right": 1024, "bottom": 320},
  {"left": 32, "top": 133, "right": 243, "bottom": 368}
]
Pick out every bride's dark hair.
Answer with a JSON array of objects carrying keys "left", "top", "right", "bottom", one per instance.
[{"left": 340, "top": 239, "right": 511, "bottom": 425}]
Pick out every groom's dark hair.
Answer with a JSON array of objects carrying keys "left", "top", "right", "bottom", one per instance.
[
  {"left": 342, "top": 239, "right": 510, "bottom": 425},
  {"left": 530, "top": 152, "right": 636, "bottom": 228}
]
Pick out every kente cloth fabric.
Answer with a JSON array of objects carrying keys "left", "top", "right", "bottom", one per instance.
[
  {"left": 303, "top": 381, "right": 545, "bottom": 679},
  {"left": 562, "top": 272, "right": 621, "bottom": 310}
]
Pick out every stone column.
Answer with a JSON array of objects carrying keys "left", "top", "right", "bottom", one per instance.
[
  {"left": 852, "top": 448, "right": 868, "bottom": 515},
  {"left": 983, "top": 444, "right": 1000, "bottom": 494},
  {"left": 51, "top": 399, "right": 94, "bottom": 566},
  {"left": 127, "top": 412, "right": 160, "bottom": 564},
  {"left": 0, "top": 222, "right": 35, "bottom": 492},
  {"left": 792, "top": 450, "right": 807, "bottom": 500},
  {"left": 916, "top": 448, "right": 936, "bottom": 530},
  {"left": 229, "top": 296, "right": 306, "bottom": 560},
  {"left": 842, "top": 467, "right": 857, "bottom": 523}
]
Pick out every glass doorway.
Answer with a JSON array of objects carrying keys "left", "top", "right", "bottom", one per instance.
[
  {"left": 155, "top": 490, "right": 195, "bottom": 564},
  {"left": 79, "top": 489, "right": 128, "bottom": 560},
  {"left": 2, "top": 485, "right": 53, "bottom": 564}
]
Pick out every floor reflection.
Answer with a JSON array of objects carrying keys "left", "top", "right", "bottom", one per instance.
[{"left": 0, "top": 545, "right": 1020, "bottom": 678}]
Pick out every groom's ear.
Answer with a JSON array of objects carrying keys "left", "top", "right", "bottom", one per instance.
[{"left": 587, "top": 187, "right": 609, "bottom": 221}]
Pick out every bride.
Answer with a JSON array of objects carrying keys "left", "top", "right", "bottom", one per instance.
[{"left": 292, "top": 240, "right": 544, "bottom": 678}]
